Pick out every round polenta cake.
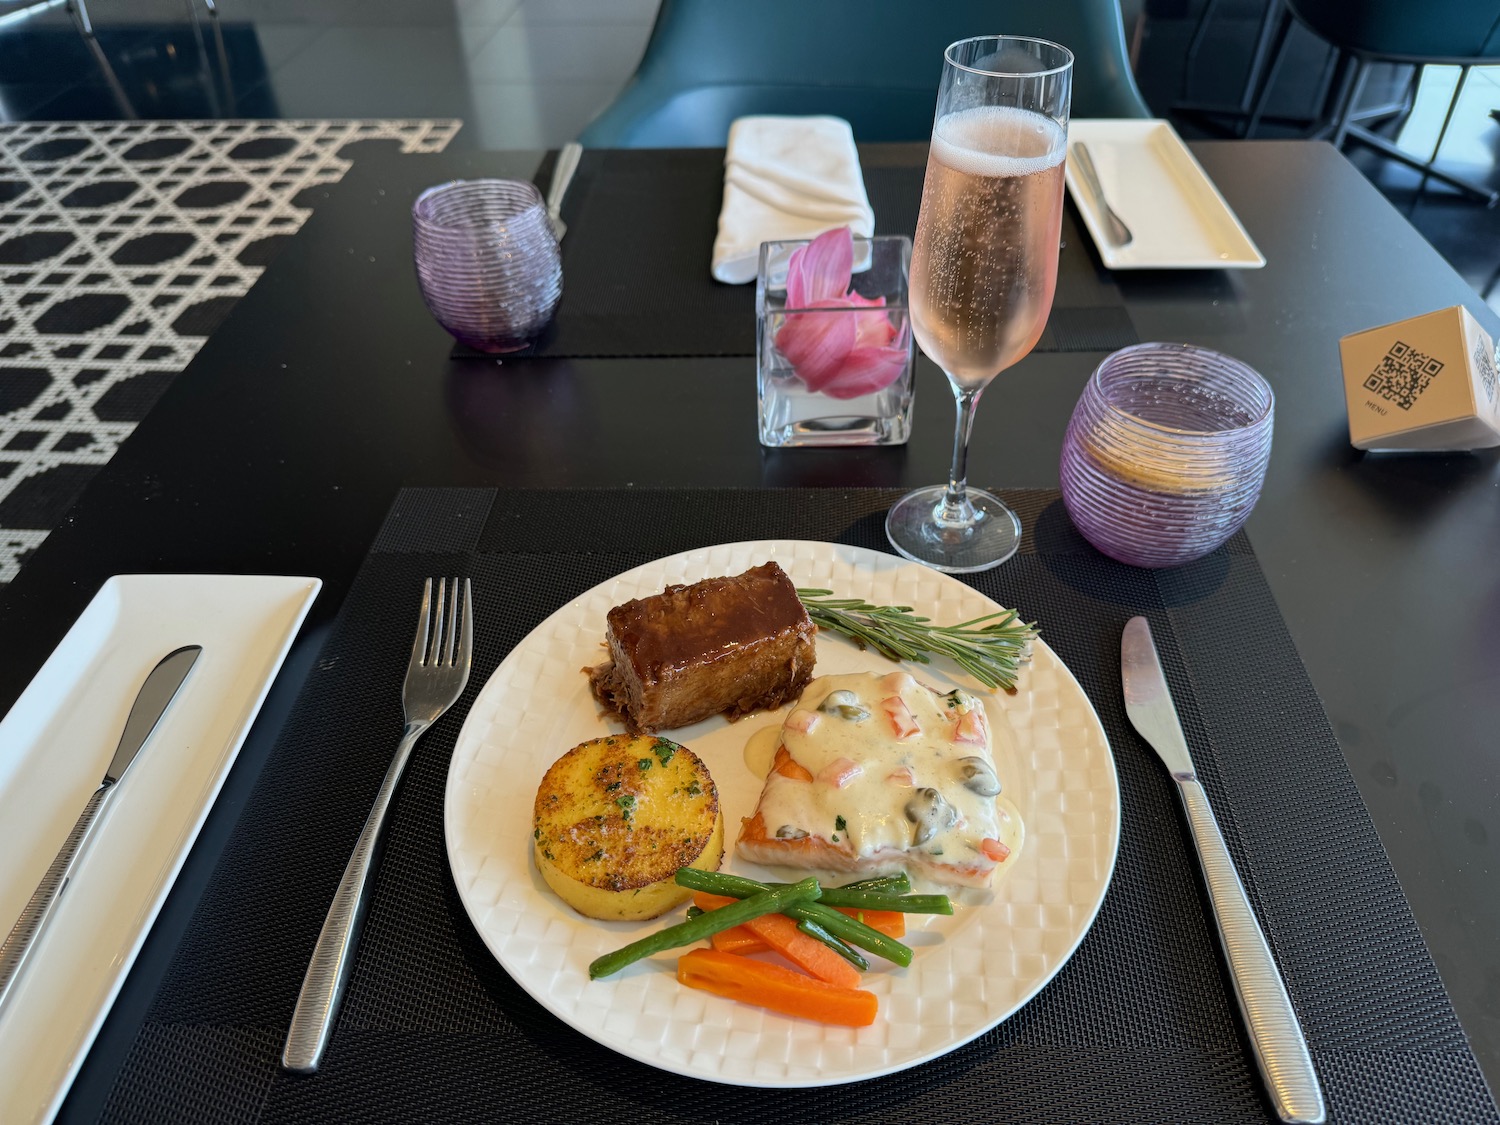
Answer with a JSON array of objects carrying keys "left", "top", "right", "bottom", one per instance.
[{"left": 532, "top": 734, "right": 723, "bottom": 920}]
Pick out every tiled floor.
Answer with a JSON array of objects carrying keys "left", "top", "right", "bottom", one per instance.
[{"left": 0, "top": 0, "right": 657, "bottom": 150}]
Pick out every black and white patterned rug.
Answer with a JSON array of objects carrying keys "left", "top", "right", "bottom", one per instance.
[{"left": 0, "top": 117, "right": 461, "bottom": 582}]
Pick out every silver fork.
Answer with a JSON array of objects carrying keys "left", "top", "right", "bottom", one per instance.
[{"left": 282, "top": 577, "right": 473, "bottom": 1074}]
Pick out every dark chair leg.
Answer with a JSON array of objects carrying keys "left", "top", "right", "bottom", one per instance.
[
  {"left": 1307, "top": 52, "right": 1358, "bottom": 141},
  {"left": 1181, "top": 0, "right": 1223, "bottom": 100},
  {"left": 1331, "top": 59, "right": 1369, "bottom": 147},
  {"left": 69, "top": 0, "right": 136, "bottom": 118},
  {"left": 1236, "top": 0, "right": 1286, "bottom": 113},
  {"left": 1427, "top": 65, "right": 1472, "bottom": 164},
  {"left": 1244, "top": 3, "right": 1295, "bottom": 136},
  {"left": 1175, "top": 0, "right": 1309, "bottom": 135}
]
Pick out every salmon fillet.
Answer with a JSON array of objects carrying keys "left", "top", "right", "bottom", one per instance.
[{"left": 736, "top": 672, "right": 1021, "bottom": 888}]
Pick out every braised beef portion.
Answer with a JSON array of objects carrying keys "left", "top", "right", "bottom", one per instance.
[{"left": 588, "top": 562, "right": 815, "bottom": 732}]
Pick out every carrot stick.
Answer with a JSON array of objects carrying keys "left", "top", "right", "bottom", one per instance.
[
  {"left": 693, "top": 891, "right": 859, "bottom": 986},
  {"left": 710, "top": 925, "right": 765, "bottom": 955},
  {"left": 834, "top": 907, "right": 906, "bottom": 938},
  {"left": 696, "top": 893, "right": 907, "bottom": 941},
  {"left": 743, "top": 907, "right": 862, "bottom": 987},
  {"left": 677, "top": 949, "right": 878, "bottom": 1027}
]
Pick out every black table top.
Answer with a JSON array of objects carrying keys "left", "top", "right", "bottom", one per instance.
[{"left": 2, "top": 139, "right": 1498, "bottom": 1109}]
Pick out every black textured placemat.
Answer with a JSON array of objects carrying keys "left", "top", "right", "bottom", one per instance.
[
  {"left": 88, "top": 488, "right": 1496, "bottom": 1124},
  {"left": 453, "top": 149, "right": 1137, "bottom": 360}
]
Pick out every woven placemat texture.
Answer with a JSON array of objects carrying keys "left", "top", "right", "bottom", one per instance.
[
  {"left": 461, "top": 149, "right": 1137, "bottom": 360},
  {"left": 84, "top": 487, "right": 1495, "bottom": 1124}
]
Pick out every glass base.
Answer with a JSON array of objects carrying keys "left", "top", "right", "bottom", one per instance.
[
  {"left": 760, "top": 412, "right": 911, "bottom": 447},
  {"left": 885, "top": 486, "right": 1022, "bottom": 573}
]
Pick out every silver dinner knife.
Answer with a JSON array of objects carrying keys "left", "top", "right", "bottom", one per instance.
[
  {"left": 1121, "top": 617, "right": 1324, "bottom": 1124},
  {"left": 0, "top": 644, "right": 201, "bottom": 1015},
  {"left": 1071, "top": 142, "right": 1133, "bottom": 247},
  {"left": 546, "top": 141, "right": 583, "bottom": 240}
]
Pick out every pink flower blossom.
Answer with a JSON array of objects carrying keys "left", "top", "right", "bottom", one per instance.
[{"left": 773, "top": 227, "right": 909, "bottom": 400}]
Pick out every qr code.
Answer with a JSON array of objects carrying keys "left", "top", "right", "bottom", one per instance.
[
  {"left": 1474, "top": 340, "right": 1498, "bottom": 405},
  {"left": 1364, "top": 340, "right": 1443, "bottom": 410}
]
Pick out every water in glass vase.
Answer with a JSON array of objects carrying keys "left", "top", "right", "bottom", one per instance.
[
  {"left": 910, "top": 106, "right": 1067, "bottom": 389},
  {"left": 758, "top": 308, "right": 915, "bottom": 447}
]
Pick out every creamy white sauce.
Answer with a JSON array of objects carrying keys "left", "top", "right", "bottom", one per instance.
[{"left": 751, "top": 672, "right": 1023, "bottom": 878}]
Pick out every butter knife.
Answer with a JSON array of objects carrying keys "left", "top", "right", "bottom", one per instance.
[
  {"left": 1071, "top": 142, "right": 1133, "bottom": 248},
  {"left": 0, "top": 644, "right": 201, "bottom": 1015},
  {"left": 1121, "top": 617, "right": 1324, "bottom": 1124}
]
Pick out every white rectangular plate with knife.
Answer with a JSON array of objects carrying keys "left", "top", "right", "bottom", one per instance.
[
  {"left": 1065, "top": 119, "right": 1265, "bottom": 270},
  {"left": 0, "top": 574, "right": 320, "bottom": 1125}
]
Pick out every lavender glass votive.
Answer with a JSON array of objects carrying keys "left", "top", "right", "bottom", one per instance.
[
  {"left": 412, "top": 179, "right": 562, "bottom": 354},
  {"left": 1059, "top": 343, "right": 1274, "bottom": 568}
]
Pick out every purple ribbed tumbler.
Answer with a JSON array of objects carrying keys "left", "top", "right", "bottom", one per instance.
[
  {"left": 1059, "top": 343, "right": 1274, "bottom": 568},
  {"left": 412, "top": 179, "right": 562, "bottom": 354}
]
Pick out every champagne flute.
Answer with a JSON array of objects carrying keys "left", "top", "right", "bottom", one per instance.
[{"left": 886, "top": 35, "right": 1073, "bottom": 572}]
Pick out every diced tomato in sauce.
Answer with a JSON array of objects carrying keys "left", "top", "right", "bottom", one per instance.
[{"left": 881, "top": 695, "right": 919, "bottom": 740}]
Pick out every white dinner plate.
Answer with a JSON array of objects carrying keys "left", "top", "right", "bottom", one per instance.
[
  {"left": 0, "top": 573, "right": 321, "bottom": 1125},
  {"left": 1065, "top": 118, "right": 1265, "bottom": 270},
  {"left": 444, "top": 541, "right": 1118, "bottom": 1086}
]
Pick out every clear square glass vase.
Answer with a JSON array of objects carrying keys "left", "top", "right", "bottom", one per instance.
[{"left": 756, "top": 235, "right": 915, "bottom": 447}]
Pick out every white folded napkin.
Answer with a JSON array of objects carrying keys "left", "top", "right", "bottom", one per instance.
[{"left": 711, "top": 115, "right": 876, "bottom": 285}]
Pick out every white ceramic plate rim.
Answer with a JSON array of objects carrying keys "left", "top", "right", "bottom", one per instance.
[
  {"left": 1066, "top": 118, "right": 1265, "bottom": 270},
  {"left": 444, "top": 541, "right": 1119, "bottom": 1087},
  {"left": 0, "top": 573, "right": 321, "bottom": 1125}
]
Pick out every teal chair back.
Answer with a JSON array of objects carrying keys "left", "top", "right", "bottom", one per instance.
[
  {"left": 579, "top": 0, "right": 1150, "bottom": 147},
  {"left": 1288, "top": 0, "right": 1500, "bottom": 62}
]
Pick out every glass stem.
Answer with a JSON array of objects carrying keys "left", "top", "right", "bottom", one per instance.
[{"left": 939, "top": 384, "right": 983, "bottom": 525}]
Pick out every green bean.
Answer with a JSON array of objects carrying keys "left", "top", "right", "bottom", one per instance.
[
  {"left": 675, "top": 867, "right": 785, "bottom": 898},
  {"left": 837, "top": 873, "right": 912, "bottom": 894},
  {"left": 686, "top": 878, "right": 872, "bottom": 969},
  {"left": 588, "top": 878, "right": 820, "bottom": 980},
  {"left": 674, "top": 868, "right": 913, "bottom": 967},
  {"left": 790, "top": 903, "right": 911, "bottom": 967},
  {"left": 760, "top": 874, "right": 911, "bottom": 895},
  {"left": 816, "top": 890, "right": 953, "bottom": 914},
  {"left": 796, "top": 918, "right": 869, "bottom": 971},
  {"left": 680, "top": 868, "right": 949, "bottom": 914}
]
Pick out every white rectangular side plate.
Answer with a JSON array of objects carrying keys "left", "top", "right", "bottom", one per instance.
[
  {"left": 0, "top": 574, "right": 321, "bottom": 1125},
  {"left": 1065, "top": 118, "right": 1265, "bottom": 270}
]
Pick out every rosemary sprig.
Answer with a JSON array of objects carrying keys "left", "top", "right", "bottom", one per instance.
[{"left": 796, "top": 588, "right": 1038, "bottom": 692}]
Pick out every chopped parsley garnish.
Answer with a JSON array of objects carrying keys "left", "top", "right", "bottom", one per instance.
[
  {"left": 686, "top": 781, "right": 702, "bottom": 796},
  {"left": 637, "top": 758, "right": 652, "bottom": 770},
  {"left": 835, "top": 815, "right": 847, "bottom": 832},
  {"left": 653, "top": 739, "right": 678, "bottom": 765}
]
